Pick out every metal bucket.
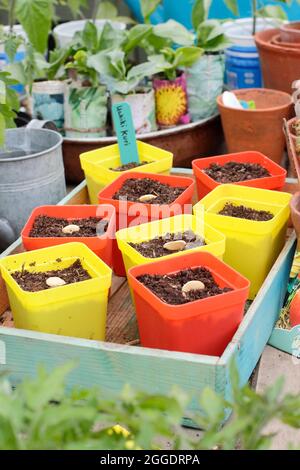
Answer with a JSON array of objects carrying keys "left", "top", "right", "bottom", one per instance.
[{"left": 0, "top": 128, "right": 66, "bottom": 240}]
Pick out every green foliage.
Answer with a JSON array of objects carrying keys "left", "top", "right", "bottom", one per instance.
[
  {"left": 0, "top": 361, "right": 300, "bottom": 450},
  {"left": 192, "top": 1, "right": 231, "bottom": 51},
  {"left": 0, "top": 71, "right": 19, "bottom": 146},
  {"left": 140, "top": 0, "right": 162, "bottom": 23},
  {"left": 148, "top": 46, "right": 203, "bottom": 80},
  {"left": 15, "top": 0, "right": 53, "bottom": 53}
]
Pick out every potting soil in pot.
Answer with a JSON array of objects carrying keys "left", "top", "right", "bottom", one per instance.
[
  {"left": 137, "top": 267, "right": 232, "bottom": 305},
  {"left": 111, "top": 161, "right": 149, "bottom": 172},
  {"left": 218, "top": 203, "right": 274, "bottom": 221},
  {"left": 28, "top": 215, "right": 108, "bottom": 237},
  {"left": 112, "top": 178, "right": 185, "bottom": 204},
  {"left": 129, "top": 230, "right": 206, "bottom": 258},
  {"left": 11, "top": 259, "right": 91, "bottom": 292},
  {"left": 204, "top": 161, "right": 271, "bottom": 183}
]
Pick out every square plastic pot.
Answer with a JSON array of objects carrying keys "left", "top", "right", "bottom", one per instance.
[
  {"left": 192, "top": 151, "right": 287, "bottom": 200},
  {"left": 0, "top": 242, "right": 112, "bottom": 340},
  {"left": 194, "top": 184, "right": 291, "bottom": 299},
  {"left": 80, "top": 140, "right": 173, "bottom": 204},
  {"left": 21, "top": 205, "right": 115, "bottom": 268},
  {"left": 116, "top": 214, "right": 226, "bottom": 275},
  {"left": 98, "top": 172, "right": 195, "bottom": 276},
  {"left": 128, "top": 251, "right": 250, "bottom": 356}
]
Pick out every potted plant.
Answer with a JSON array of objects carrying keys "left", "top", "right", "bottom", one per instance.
[
  {"left": 88, "top": 23, "right": 161, "bottom": 134},
  {"left": 186, "top": 0, "right": 230, "bottom": 121}
]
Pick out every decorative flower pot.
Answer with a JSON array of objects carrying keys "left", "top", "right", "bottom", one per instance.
[
  {"left": 80, "top": 141, "right": 173, "bottom": 204},
  {"left": 30, "top": 80, "right": 65, "bottom": 130},
  {"left": 280, "top": 21, "right": 300, "bottom": 44},
  {"left": 153, "top": 72, "right": 190, "bottom": 127},
  {"left": 255, "top": 28, "right": 300, "bottom": 94},
  {"left": 111, "top": 88, "right": 157, "bottom": 134},
  {"left": 21, "top": 205, "right": 116, "bottom": 268},
  {"left": 186, "top": 54, "right": 224, "bottom": 120},
  {"left": 116, "top": 214, "right": 226, "bottom": 275},
  {"left": 217, "top": 88, "right": 293, "bottom": 165},
  {"left": 98, "top": 171, "right": 195, "bottom": 276},
  {"left": 128, "top": 251, "right": 250, "bottom": 356},
  {"left": 0, "top": 242, "right": 112, "bottom": 340},
  {"left": 192, "top": 151, "right": 287, "bottom": 200},
  {"left": 194, "top": 184, "right": 291, "bottom": 299},
  {"left": 64, "top": 82, "right": 108, "bottom": 139}
]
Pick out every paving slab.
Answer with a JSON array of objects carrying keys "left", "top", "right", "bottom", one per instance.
[{"left": 256, "top": 345, "right": 300, "bottom": 450}]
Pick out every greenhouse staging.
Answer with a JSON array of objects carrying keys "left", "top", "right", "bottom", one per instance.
[{"left": 0, "top": 0, "right": 300, "bottom": 459}]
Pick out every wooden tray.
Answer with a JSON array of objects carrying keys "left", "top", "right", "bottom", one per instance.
[{"left": 0, "top": 170, "right": 298, "bottom": 427}]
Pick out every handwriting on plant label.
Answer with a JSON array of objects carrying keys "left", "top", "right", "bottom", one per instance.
[{"left": 112, "top": 102, "right": 139, "bottom": 164}]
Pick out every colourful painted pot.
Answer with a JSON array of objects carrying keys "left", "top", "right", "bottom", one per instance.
[{"left": 153, "top": 72, "right": 190, "bottom": 127}]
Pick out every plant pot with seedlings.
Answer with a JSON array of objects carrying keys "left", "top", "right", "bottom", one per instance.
[
  {"left": 138, "top": 19, "right": 202, "bottom": 127},
  {"left": 98, "top": 171, "right": 195, "bottom": 276},
  {"left": 192, "top": 151, "right": 287, "bottom": 200},
  {"left": 128, "top": 251, "right": 250, "bottom": 356},
  {"left": 116, "top": 214, "right": 226, "bottom": 276},
  {"left": 0, "top": 243, "right": 112, "bottom": 340},
  {"left": 217, "top": 88, "right": 293, "bottom": 165},
  {"left": 80, "top": 141, "right": 173, "bottom": 204},
  {"left": 21, "top": 205, "right": 116, "bottom": 268},
  {"left": 87, "top": 23, "right": 160, "bottom": 134},
  {"left": 185, "top": 0, "right": 228, "bottom": 121},
  {"left": 194, "top": 184, "right": 291, "bottom": 299}
]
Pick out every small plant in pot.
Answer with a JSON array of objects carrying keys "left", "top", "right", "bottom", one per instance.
[
  {"left": 186, "top": 0, "right": 230, "bottom": 121},
  {"left": 148, "top": 45, "right": 203, "bottom": 127},
  {"left": 140, "top": 19, "right": 202, "bottom": 127},
  {"left": 88, "top": 23, "right": 160, "bottom": 134}
]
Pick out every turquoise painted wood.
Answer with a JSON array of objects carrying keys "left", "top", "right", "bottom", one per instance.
[
  {"left": 269, "top": 325, "right": 300, "bottom": 357},
  {"left": 0, "top": 173, "right": 296, "bottom": 427}
]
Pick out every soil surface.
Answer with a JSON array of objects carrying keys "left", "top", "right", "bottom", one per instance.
[
  {"left": 29, "top": 215, "right": 108, "bottom": 238},
  {"left": 111, "top": 161, "right": 149, "bottom": 171},
  {"left": 137, "top": 267, "right": 232, "bottom": 305},
  {"left": 112, "top": 178, "right": 186, "bottom": 204},
  {"left": 204, "top": 161, "right": 270, "bottom": 183},
  {"left": 129, "top": 230, "right": 206, "bottom": 258},
  {"left": 11, "top": 259, "right": 91, "bottom": 292},
  {"left": 218, "top": 203, "right": 274, "bottom": 221}
]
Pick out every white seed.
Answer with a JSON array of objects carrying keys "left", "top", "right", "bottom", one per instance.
[
  {"left": 182, "top": 280, "right": 205, "bottom": 294},
  {"left": 163, "top": 240, "right": 187, "bottom": 251},
  {"left": 46, "top": 277, "right": 66, "bottom": 288},
  {"left": 62, "top": 224, "right": 80, "bottom": 235},
  {"left": 138, "top": 194, "right": 158, "bottom": 203}
]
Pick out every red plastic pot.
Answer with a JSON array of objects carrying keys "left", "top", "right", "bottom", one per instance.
[
  {"left": 21, "top": 205, "right": 115, "bottom": 268},
  {"left": 128, "top": 251, "right": 250, "bottom": 357},
  {"left": 192, "top": 151, "right": 287, "bottom": 200},
  {"left": 98, "top": 171, "right": 195, "bottom": 276}
]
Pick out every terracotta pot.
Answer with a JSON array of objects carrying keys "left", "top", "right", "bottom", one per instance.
[
  {"left": 217, "top": 88, "right": 293, "bottom": 165},
  {"left": 255, "top": 28, "right": 300, "bottom": 94},
  {"left": 271, "top": 34, "right": 300, "bottom": 50},
  {"left": 280, "top": 21, "right": 300, "bottom": 44}
]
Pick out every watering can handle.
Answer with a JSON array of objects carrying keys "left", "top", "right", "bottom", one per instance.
[{"left": 0, "top": 218, "right": 16, "bottom": 252}]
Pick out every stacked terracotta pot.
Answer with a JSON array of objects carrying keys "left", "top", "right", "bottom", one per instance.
[{"left": 255, "top": 22, "right": 300, "bottom": 94}]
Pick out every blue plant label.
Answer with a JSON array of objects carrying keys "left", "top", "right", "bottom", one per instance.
[{"left": 112, "top": 102, "right": 139, "bottom": 165}]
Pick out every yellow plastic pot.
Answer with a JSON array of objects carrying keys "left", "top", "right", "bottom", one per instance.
[
  {"left": 80, "top": 141, "right": 173, "bottom": 204},
  {"left": 0, "top": 242, "right": 112, "bottom": 340},
  {"left": 193, "top": 184, "right": 291, "bottom": 299},
  {"left": 116, "top": 214, "right": 226, "bottom": 274}
]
